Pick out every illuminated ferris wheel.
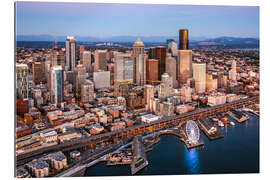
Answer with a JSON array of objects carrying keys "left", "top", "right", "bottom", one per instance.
[{"left": 185, "top": 120, "right": 200, "bottom": 143}]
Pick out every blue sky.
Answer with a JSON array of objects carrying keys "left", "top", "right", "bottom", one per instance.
[{"left": 15, "top": 2, "right": 259, "bottom": 38}]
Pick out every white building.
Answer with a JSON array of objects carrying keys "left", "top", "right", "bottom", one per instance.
[
  {"left": 114, "top": 53, "right": 133, "bottom": 83},
  {"left": 16, "top": 63, "right": 29, "bottom": 99},
  {"left": 141, "top": 114, "right": 160, "bottom": 124}
]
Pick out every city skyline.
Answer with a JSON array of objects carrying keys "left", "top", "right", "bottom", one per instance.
[{"left": 16, "top": 2, "right": 259, "bottom": 39}]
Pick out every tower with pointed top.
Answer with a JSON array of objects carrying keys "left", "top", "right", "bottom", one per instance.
[{"left": 132, "top": 39, "right": 146, "bottom": 85}]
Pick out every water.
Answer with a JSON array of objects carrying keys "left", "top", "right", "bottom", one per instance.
[{"left": 84, "top": 113, "right": 259, "bottom": 176}]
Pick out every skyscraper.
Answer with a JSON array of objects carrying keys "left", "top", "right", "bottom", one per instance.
[
  {"left": 178, "top": 50, "right": 193, "bottom": 86},
  {"left": 166, "top": 39, "right": 178, "bottom": 57},
  {"left": 132, "top": 39, "right": 146, "bottom": 85},
  {"left": 179, "top": 29, "right": 189, "bottom": 50},
  {"left": 158, "top": 73, "right": 174, "bottom": 99},
  {"left": 146, "top": 59, "right": 159, "bottom": 85},
  {"left": 51, "top": 50, "right": 65, "bottom": 69},
  {"left": 50, "top": 66, "right": 64, "bottom": 105},
  {"left": 165, "top": 53, "right": 178, "bottom": 88},
  {"left": 94, "top": 50, "right": 107, "bottom": 72},
  {"left": 229, "top": 60, "right": 237, "bottom": 81},
  {"left": 65, "top": 36, "right": 76, "bottom": 71},
  {"left": 16, "top": 64, "right": 29, "bottom": 99},
  {"left": 192, "top": 63, "right": 206, "bottom": 93},
  {"left": 153, "top": 46, "right": 167, "bottom": 80},
  {"left": 32, "top": 62, "right": 46, "bottom": 85},
  {"left": 74, "top": 64, "right": 86, "bottom": 99},
  {"left": 114, "top": 53, "right": 133, "bottom": 83},
  {"left": 144, "top": 84, "right": 154, "bottom": 111},
  {"left": 177, "top": 29, "right": 192, "bottom": 86},
  {"left": 81, "top": 80, "right": 95, "bottom": 103},
  {"left": 82, "top": 51, "right": 92, "bottom": 73}
]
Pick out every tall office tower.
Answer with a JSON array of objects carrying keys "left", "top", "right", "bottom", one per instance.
[
  {"left": 166, "top": 39, "right": 178, "bottom": 57},
  {"left": 51, "top": 51, "right": 65, "bottom": 69},
  {"left": 192, "top": 63, "right": 206, "bottom": 93},
  {"left": 132, "top": 39, "right": 146, "bottom": 85},
  {"left": 180, "top": 84, "right": 192, "bottom": 103},
  {"left": 206, "top": 73, "right": 218, "bottom": 91},
  {"left": 165, "top": 53, "right": 178, "bottom": 88},
  {"left": 50, "top": 66, "right": 64, "bottom": 105},
  {"left": 114, "top": 53, "right": 133, "bottom": 83},
  {"left": 65, "top": 36, "right": 76, "bottom": 71},
  {"left": 177, "top": 49, "right": 193, "bottom": 86},
  {"left": 148, "top": 47, "right": 156, "bottom": 59},
  {"left": 16, "top": 64, "right": 29, "bottom": 99},
  {"left": 93, "top": 71, "right": 110, "bottom": 89},
  {"left": 158, "top": 73, "right": 174, "bottom": 99},
  {"left": 32, "top": 62, "right": 46, "bottom": 85},
  {"left": 79, "top": 45, "right": 85, "bottom": 60},
  {"left": 144, "top": 84, "right": 154, "bottom": 111},
  {"left": 154, "top": 46, "right": 167, "bottom": 80},
  {"left": 179, "top": 29, "right": 189, "bottom": 50},
  {"left": 146, "top": 59, "right": 159, "bottom": 85},
  {"left": 82, "top": 51, "right": 92, "bottom": 73},
  {"left": 229, "top": 60, "right": 237, "bottom": 81},
  {"left": 81, "top": 80, "right": 95, "bottom": 103},
  {"left": 94, "top": 50, "right": 107, "bottom": 72},
  {"left": 44, "top": 56, "right": 51, "bottom": 89},
  {"left": 74, "top": 64, "right": 86, "bottom": 99}
]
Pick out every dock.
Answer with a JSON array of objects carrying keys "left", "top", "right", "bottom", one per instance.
[
  {"left": 227, "top": 110, "right": 249, "bottom": 123},
  {"left": 130, "top": 135, "right": 148, "bottom": 175},
  {"left": 197, "top": 119, "right": 224, "bottom": 140}
]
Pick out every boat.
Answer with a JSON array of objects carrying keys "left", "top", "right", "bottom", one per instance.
[
  {"left": 230, "top": 121, "right": 235, "bottom": 126},
  {"left": 212, "top": 118, "right": 219, "bottom": 122},
  {"left": 218, "top": 121, "right": 224, "bottom": 127}
]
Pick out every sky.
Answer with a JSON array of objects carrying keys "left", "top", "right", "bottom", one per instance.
[{"left": 15, "top": 2, "right": 259, "bottom": 38}]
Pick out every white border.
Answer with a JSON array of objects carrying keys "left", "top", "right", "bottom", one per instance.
[{"left": 1, "top": 0, "right": 269, "bottom": 180}]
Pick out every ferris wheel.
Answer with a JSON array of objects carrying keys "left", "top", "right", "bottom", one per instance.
[{"left": 185, "top": 120, "right": 200, "bottom": 143}]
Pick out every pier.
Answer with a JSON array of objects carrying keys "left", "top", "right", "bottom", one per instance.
[{"left": 197, "top": 119, "right": 224, "bottom": 140}]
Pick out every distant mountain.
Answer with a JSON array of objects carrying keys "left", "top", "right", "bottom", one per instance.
[
  {"left": 196, "top": 36, "right": 259, "bottom": 46},
  {"left": 16, "top": 34, "right": 207, "bottom": 43}
]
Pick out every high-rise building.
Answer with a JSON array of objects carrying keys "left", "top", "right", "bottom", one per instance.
[
  {"left": 81, "top": 80, "right": 95, "bottom": 103},
  {"left": 32, "top": 62, "right": 46, "bottom": 85},
  {"left": 93, "top": 71, "right": 110, "bottom": 89},
  {"left": 166, "top": 39, "right": 178, "bottom": 57},
  {"left": 114, "top": 53, "right": 133, "bottom": 83},
  {"left": 178, "top": 50, "right": 193, "bottom": 86},
  {"left": 79, "top": 45, "right": 85, "bottom": 60},
  {"left": 94, "top": 50, "right": 107, "bottom": 72},
  {"left": 192, "top": 63, "right": 206, "bottom": 93},
  {"left": 165, "top": 53, "right": 178, "bottom": 88},
  {"left": 50, "top": 66, "right": 64, "bottom": 105},
  {"left": 74, "top": 64, "right": 86, "bottom": 99},
  {"left": 206, "top": 73, "right": 218, "bottom": 91},
  {"left": 82, "top": 51, "right": 92, "bottom": 73},
  {"left": 51, "top": 51, "right": 65, "bottom": 69},
  {"left": 153, "top": 46, "right": 167, "bottom": 80},
  {"left": 132, "top": 39, "right": 146, "bottom": 85},
  {"left": 144, "top": 84, "right": 154, "bottom": 111},
  {"left": 65, "top": 36, "right": 76, "bottom": 71},
  {"left": 146, "top": 59, "right": 159, "bottom": 85},
  {"left": 179, "top": 29, "right": 189, "bottom": 50},
  {"left": 229, "top": 60, "right": 237, "bottom": 81},
  {"left": 158, "top": 73, "right": 174, "bottom": 99},
  {"left": 16, "top": 64, "right": 29, "bottom": 99}
]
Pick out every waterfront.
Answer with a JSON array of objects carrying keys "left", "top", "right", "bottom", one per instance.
[{"left": 85, "top": 113, "right": 259, "bottom": 176}]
